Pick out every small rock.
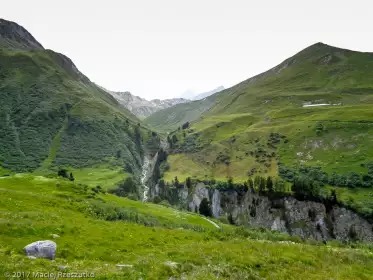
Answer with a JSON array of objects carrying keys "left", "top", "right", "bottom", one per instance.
[
  {"left": 116, "top": 264, "right": 133, "bottom": 268},
  {"left": 164, "top": 261, "right": 179, "bottom": 268},
  {"left": 58, "top": 266, "right": 68, "bottom": 270},
  {"left": 50, "top": 234, "right": 60, "bottom": 239},
  {"left": 27, "top": 256, "right": 37, "bottom": 260},
  {"left": 278, "top": 241, "right": 296, "bottom": 245},
  {"left": 24, "top": 240, "right": 57, "bottom": 260}
]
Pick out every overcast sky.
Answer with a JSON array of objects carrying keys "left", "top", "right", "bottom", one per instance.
[{"left": 2, "top": 0, "right": 373, "bottom": 99}]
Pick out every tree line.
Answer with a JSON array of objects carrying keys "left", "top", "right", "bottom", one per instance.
[{"left": 279, "top": 162, "right": 373, "bottom": 189}]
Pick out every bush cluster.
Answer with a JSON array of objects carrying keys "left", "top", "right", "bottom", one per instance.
[{"left": 279, "top": 162, "right": 373, "bottom": 188}]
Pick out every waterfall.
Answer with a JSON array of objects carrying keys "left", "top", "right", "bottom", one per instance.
[{"left": 141, "top": 157, "right": 151, "bottom": 202}]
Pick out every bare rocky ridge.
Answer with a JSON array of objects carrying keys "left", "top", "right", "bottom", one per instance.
[
  {"left": 0, "top": 18, "right": 44, "bottom": 50},
  {"left": 98, "top": 85, "right": 190, "bottom": 118},
  {"left": 150, "top": 180, "right": 373, "bottom": 243}
]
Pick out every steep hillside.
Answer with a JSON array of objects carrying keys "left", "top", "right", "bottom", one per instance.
[
  {"left": 0, "top": 19, "right": 158, "bottom": 174},
  {"left": 98, "top": 85, "right": 189, "bottom": 118},
  {"left": 159, "top": 43, "right": 373, "bottom": 217},
  {"left": 206, "top": 42, "right": 373, "bottom": 116}
]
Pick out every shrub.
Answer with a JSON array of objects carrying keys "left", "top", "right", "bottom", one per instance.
[
  {"left": 186, "top": 177, "right": 192, "bottom": 189},
  {"left": 349, "top": 225, "right": 358, "bottom": 241},
  {"left": 152, "top": 195, "right": 162, "bottom": 204},
  {"left": 58, "top": 168, "right": 69, "bottom": 179},
  {"left": 109, "top": 177, "right": 138, "bottom": 198},
  {"left": 182, "top": 122, "right": 190, "bottom": 130},
  {"left": 173, "top": 176, "right": 180, "bottom": 187},
  {"left": 291, "top": 176, "right": 321, "bottom": 200},
  {"left": 266, "top": 176, "right": 274, "bottom": 192},
  {"left": 274, "top": 178, "right": 286, "bottom": 193},
  {"left": 159, "top": 200, "right": 171, "bottom": 208},
  {"left": 69, "top": 172, "right": 75, "bottom": 182},
  {"left": 316, "top": 121, "right": 324, "bottom": 136},
  {"left": 199, "top": 198, "right": 212, "bottom": 217},
  {"left": 116, "top": 150, "right": 121, "bottom": 158}
]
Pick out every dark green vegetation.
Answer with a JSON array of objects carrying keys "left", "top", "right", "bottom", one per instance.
[
  {"left": 0, "top": 19, "right": 159, "bottom": 175},
  {"left": 2, "top": 174, "right": 373, "bottom": 279},
  {"left": 147, "top": 43, "right": 373, "bottom": 218},
  {"left": 199, "top": 198, "right": 212, "bottom": 217}
]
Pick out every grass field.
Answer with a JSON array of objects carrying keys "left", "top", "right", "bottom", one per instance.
[
  {"left": 1, "top": 174, "right": 373, "bottom": 279},
  {"left": 327, "top": 186, "right": 373, "bottom": 215},
  {"left": 68, "top": 166, "right": 130, "bottom": 191}
]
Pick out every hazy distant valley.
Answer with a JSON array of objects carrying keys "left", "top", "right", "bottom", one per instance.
[{"left": 97, "top": 85, "right": 225, "bottom": 118}]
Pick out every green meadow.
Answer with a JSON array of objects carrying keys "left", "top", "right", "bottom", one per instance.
[{"left": 1, "top": 174, "right": 373, "bottom": 279}]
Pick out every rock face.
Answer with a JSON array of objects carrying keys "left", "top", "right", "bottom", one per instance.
[
  {"left": 150, "top": 182, "right": 373, "bottom": 242},
  {"left": 188, "top": 183, "right": 209, "bottom": 212},
  {"left": 0, "top": 18, "right": 44, "bottom": 50},
  {"left": 24, "top": 240, "right": 57, "bottom": 260},
  {"left": 97, "top": 85, "right": 190, "bottom": 118}
]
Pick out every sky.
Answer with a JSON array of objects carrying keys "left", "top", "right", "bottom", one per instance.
[{"left": 2, "top": 0, "right": 373, "bottom": 99}]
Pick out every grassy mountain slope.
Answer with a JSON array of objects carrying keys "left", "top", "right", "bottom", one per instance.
[
  {"left": 206, "top": 42, "right": 373, "bottom": 116},
  {"left": 144, "top": 98, "right": 214, "bottom": 133},
  {"left": 1, "top": 174, "right": 373, "bottom": 279},
  {"left": 160, "top": 43, "right": 373, "bottom": 214},
  {"left": 147, "top": 42, "right": 373, "bottom": 132},
  {"left": 0, "top": 19, "right": 158, "bottom": 174}
]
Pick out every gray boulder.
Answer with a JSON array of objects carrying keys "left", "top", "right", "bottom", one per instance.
[{"left": 24, "top": 240, "right": 57, "bottom": 260}]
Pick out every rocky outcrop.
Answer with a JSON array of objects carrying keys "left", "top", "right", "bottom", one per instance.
[
  {"left": 150, "top": 182, "right": 373, "bottom": 243},
  {"left": 97, "top": 86, "right": 190, "bottom": 118},
  {"left": 188, "top": 183, "right": 209, "bottom": 212}
]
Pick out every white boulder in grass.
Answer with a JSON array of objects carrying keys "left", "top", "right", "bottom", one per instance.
[{"left": 24, "top": 240, "right": 57, "bottom": 260}]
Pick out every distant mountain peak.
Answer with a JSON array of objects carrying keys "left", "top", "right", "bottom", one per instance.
[
  {"left": 97, "top": 85, "right": 190, "bottom": 118},
  {"left": 298, "top": 42, "right": 359, "bottom": 58},
  {"left": 0, "top": 18, "right": 44, "bottom": 50}
]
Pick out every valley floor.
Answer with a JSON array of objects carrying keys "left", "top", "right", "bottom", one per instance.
[{"left": 0, "top": 174, "right": 373, "bottom": 279}]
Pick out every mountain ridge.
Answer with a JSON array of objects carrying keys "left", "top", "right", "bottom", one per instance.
[
  {"left": 0, "top": 18, "right": 154, "bottom": 174},
  {"left": 97, "top": 85, "right": 190, "bottom": 118},
  {"left": 0, "top": 18, "right": 44, "bottom": 50}
]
